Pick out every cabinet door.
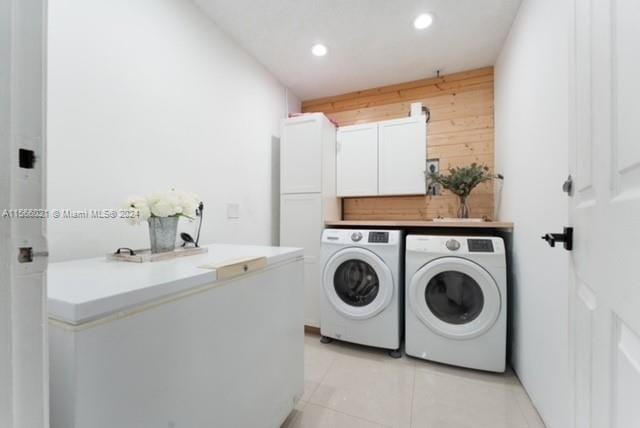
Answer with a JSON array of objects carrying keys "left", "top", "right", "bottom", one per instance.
[
  {"left": 280, "top": 193, "right": 323, "bottom": 327},
  {"left": 336, "top": 123, "right": 378, "bottom": 196},
  {"left": 280, "top": 193, "right": 322, "bottom": 260},
  {"left": 281, "top": 116, "right": 322, "bottom": 194},
  {"left": 303, "top": 261, "right": 321, "bottom": 327},
  {"left": 378, "top": 117, "right": 427, "bottom": 195}
]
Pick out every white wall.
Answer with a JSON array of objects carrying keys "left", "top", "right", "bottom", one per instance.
[
  {"left": 495, "top": 0, "right": 571, "bottom": 427},
  {"left": 47, "top": 0, "right": 300, "bottom": 262}
]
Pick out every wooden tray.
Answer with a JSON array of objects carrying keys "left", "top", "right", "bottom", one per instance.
[{"left": 107, "top": 246, "right": 208, "bottom": 263}]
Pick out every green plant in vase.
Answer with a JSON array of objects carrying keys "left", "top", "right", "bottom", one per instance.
[{"left": 429, "top": 163, "right": 496, "bottom": 219}]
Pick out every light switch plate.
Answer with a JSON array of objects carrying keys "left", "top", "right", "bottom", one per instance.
[
  {"left": 227, "top": 203, "right": 239, "bottom": 219},
  {"left": 426, "top": 159, "right": 439, "bottom": 175}
]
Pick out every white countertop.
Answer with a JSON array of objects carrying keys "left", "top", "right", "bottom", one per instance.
[{"left": 48, "top": 244, "right": 303, "bottom": 326}]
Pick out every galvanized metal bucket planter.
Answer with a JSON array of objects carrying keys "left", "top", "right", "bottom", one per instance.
[{"left": 148, "top": 216, "right": 178, "bottom": 253}]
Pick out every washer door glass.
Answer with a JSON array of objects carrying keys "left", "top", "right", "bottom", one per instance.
[
  {"left": 323, "top": 247, "right": 394, "bottom": 320},
  {"left": 425, "top": 271, "right": 484, "bottom": 325},
  {"left": 334, "top": 260, "right": 379, "bottom": 307},
  {"left": 409, "top": 257, "right": 501, "bottom": 339}
]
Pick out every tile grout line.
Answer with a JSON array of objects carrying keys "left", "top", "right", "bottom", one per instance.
[
  {"left": 514, "top": 391, "right": 545, "bottom": 428},
  {"left": 412, "top": 364, "right": 535, "bottom": 428},
  {"left": 304, "top": 342, "right": 339, "bottom": 405},
  {"left": 301, "top": 343, "right": 394, "bottom": 427},
  {"left": 306, "top": 335, "right": 536, "bottom": 428},
  {"left": 413, "top": 365, "right": 524, "bottom": 393},
  {"left": 516, "top": 398, "right": 535, "bottom": 428},
  {"left": 307, "top": 343, "right": 382, "bottom": 425},
  {"left": 309, "top": 346, "right": 414, "bottom": 427},
  {"left": 409, "top": 363, "right": 417, "bottom": 428},
  {"left": 307, "top": 402, "right": 392, "bottom": 428},
  {"left": 510, "top": 376, "right": 546, "bottom": 428}
]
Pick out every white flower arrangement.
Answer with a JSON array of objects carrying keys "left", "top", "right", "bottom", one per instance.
[{"left": 124, "top": 190, "right": 200, "bottom": 225}]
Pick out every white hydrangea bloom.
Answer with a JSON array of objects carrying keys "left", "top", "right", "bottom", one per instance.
[
  {"left": 137, "top": 204, "right": 151, "bottom": 222},
  {"left": 124, "top": 190, "right": 200, "bottom": 224},
  {"left": 149, "top": 195, "right": 178, "bottom": 217},
  {"left": 177, "top": 191, "right": 199, "bottom": 219},
  {"left": 124, "top": 195, "right": 150, "bottom": 225}
]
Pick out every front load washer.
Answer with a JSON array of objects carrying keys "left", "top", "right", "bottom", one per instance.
[
  {"left": 405, "top": 235, "right": 507, "bottom": 372},
  {"left": 320, "top": 229, "right": 403, "bottom": 357}
]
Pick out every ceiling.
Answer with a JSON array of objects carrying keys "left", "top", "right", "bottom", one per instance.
[{"left": 193, "top": 0, "right": 522, "bottom": 101}]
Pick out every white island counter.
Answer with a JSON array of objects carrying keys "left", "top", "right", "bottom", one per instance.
[{"left": 48, "top": 244, "right": 304, "bottom": 428}]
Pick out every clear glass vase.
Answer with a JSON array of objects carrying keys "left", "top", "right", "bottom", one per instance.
[
  {"left": 148, "top": 216, "right": 178, "bottom": 253},
  {"left": 457, "top": 197, "right": 470, "bottom": 219}
]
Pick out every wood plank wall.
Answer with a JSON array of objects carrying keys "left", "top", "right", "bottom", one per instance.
[{"left": 301, "top": 67, "right": 495, "bottom": 220}]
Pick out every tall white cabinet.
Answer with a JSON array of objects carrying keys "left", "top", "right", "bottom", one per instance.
[{"left": 280, "top": 114, "right": 340, "bottom": 328}]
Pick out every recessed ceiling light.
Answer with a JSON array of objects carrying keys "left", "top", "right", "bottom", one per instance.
[
  {"left": 414, "top": 13, "right": 434, "bottom": 30},
  {"left": 311, "top": 44, "right": 327, "bottom": 57}
]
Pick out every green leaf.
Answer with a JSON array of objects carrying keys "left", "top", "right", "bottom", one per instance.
[{"left": 428, "top": 163, "right": 497, "bottom": 198}]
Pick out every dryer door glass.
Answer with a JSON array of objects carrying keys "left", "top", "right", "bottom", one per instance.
[
  {"left": 425, "top": 271, "right": 484, "bottom": 325},
  {"left": 333, "top": 260, "right": 379, "bottom": 307}
]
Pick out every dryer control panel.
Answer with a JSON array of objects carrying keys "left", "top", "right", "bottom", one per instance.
[{"left": 406, "top": 235, "right": 505, "bottom": 255}]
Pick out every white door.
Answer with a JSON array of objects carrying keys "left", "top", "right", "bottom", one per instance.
[
  {"left": 378, "top": 116, "right": 426, "bottom": 196},
  {"left": 280, "top": 193, "right": 323, "bottom": 327},
  {"left": 0, "top": 0, "right": 49, "bottom": 426},
  {"left": 336, "top": 123, "right": 378, "bottom": 197},
  {"left": 569, "top": 0, "right": 640, "bottom": 426},
  {"left": 281, "top": 115, "right": 323, "bottom": 194}
]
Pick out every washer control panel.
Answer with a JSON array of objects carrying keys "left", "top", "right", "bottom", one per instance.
[
  {"left": 445, "top": 239, "right": 461, "bottom": 251},
  {"left": 322, "top": 229, "right": 400, "bottom": 245},
  {"left": 368, "top": 232, "right": 389, "bottom": 243},
  {"left": 467, "top": 239, "right": 494, "bottom": 253}
]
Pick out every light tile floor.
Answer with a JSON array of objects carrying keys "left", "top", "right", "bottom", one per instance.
[{"left": 282, "top": 333, "right": 546, "bottom": 428}]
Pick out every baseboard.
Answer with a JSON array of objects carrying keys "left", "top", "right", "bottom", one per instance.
[{"left": 304, "top": 325, "right": 321, "bottom": 335}]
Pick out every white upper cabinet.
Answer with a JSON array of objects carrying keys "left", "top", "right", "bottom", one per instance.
[
  {"left": 335, "top": 115, "right": 427, "bottom": 197},
  {"left": 337, "top": 123, "right": 379, "bottom": 197},
  {"left": 281, "top": 115, "right": 323, "bottom": 194},
  {"left": 378, "top": 116, "right": 427, "bottom": 195}
]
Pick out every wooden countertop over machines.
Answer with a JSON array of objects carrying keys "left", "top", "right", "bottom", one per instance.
[{"left": 325, "top": 220, "right": 514, "bottom": 231}]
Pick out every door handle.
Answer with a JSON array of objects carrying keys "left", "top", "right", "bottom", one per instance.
[
  {"left": 562, "top": 175, "right": 573, "bottom": 196},
  {"left": 18, "top": 247, "right": 49, "bottom": 263},
  {"left": 541, "top": 227, "right": 573, "bottom": 251}
]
